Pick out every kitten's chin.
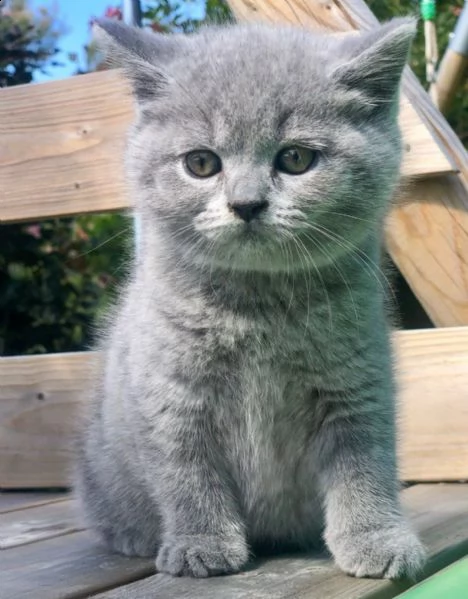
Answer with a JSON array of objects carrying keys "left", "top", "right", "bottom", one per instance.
[
  {"left": 191, "top": 226, "right": 282, "bottom": 272},
  {"left": 190, "top": 239, "right": 300, "bottom": 274},
  {"left": 190, "top": 225, "right": 341, "bottom": 273}
]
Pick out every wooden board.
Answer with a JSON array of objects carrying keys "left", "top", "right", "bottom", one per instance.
[
  {"left": 0, "top": 498, "right": 82, "bottom": 549},
  {"left": 0, "top": 328, "right": 467, "bottom": 488},
  {"left": 0, "top": 491, "right": 154, "bottom": 599},
  {"left": 0, "top": 485, "right": 467, "bottom": 599},
  {"left": 0, "top": 492, "right": 67, "bottom": 514},
  {"left": 395, "top": 327, "right": 468, "bottom": 482},
  {"left": 0, "top": 352, "right": 96, "bottom": 488},
  {"left": 0, "top": 530, "right": 155, "bottom": 599},
  {"left": 226, "top": 0, "right": 468, "bottom": 328},
  {"left": 0, "top": 71, "right": 454, "bottom": 225},
  {"left": 387, "top": 175, "right": 468, "bottom": 327},
  {"left": 89, "top": 484, "right": 468, "bottom": 599},
  {"left": 0, "top": 70, "right": 132, "bottom": 224}
]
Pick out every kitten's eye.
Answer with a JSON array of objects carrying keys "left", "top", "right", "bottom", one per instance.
[
  {"left": 185, "top": 150, "right": 222, "bottom": 178},
  {"left": 275, "top": 146, "right": 317, "bottom": 175}
]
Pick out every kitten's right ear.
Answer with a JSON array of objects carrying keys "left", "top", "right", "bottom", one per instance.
[{"left": 93, "top": 19, "right": 179, "bottom": 102}]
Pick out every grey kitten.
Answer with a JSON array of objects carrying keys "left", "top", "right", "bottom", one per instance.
[{"left": 76, "top": 18, "right": 426, "bottom": 580}]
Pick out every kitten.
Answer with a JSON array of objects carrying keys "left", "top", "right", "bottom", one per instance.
[{"left": 76, "top": 18, "right": 426, "bottom": 580}]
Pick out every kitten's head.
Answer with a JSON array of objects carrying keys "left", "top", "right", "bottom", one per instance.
[{"left": 95, "top": 18, "right": 415, "bottom": 272}]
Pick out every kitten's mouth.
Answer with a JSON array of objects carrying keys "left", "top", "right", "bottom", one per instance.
[{"left": 230, "top": 221, "right": 272, "bottom": 247}]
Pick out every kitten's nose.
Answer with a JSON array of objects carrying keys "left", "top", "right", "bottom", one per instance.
[{"left": 228, "top": 200, "right": 269, "bottom": 223}]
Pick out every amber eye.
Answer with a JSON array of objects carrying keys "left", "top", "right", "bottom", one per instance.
[
  {"left": 275, "top": 146, "right": 318, "bottom": 175},
  {"left": 185, "top": 150, "right": 222, "bottom": 178}
]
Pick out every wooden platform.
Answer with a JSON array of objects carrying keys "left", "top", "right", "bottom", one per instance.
[{"left": 1, "top": 484, "right": 468, "bottom": 599}]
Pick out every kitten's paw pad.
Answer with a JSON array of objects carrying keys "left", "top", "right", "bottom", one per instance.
[
  {"left": 327, "top": 525, "right": 426, "bottom": 579},
  {"left": 156, "top": 535, "right": 249, "bottom": 578}
]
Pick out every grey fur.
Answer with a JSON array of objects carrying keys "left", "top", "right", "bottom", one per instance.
[{"left": 76, "top": 18, "right": 426, "bottom": 580}]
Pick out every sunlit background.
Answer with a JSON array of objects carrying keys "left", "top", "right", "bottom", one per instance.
[{"left": 30, "top": 0, "right": 206, "bottom": 82}]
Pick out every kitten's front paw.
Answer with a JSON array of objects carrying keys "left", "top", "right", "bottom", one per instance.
[
  {"left": 156, "top": 534, "right": 249, "bottom": 578},
  {"left": 326, "top": 524, "right": 426, "bottom": 579}
]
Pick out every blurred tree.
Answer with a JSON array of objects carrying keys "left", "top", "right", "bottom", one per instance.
[{"left": 0, "top": 0, "right": 63, "bottom": 87}]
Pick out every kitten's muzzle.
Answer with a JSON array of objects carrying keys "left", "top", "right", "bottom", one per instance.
[{"left": 227, "top": 199, "right": 269, "bottom": 223}]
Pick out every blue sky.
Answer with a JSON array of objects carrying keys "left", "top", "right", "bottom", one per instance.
[
  {"left": 33, "top": 0, "right": 111, "bottom": 82},
  {"left": 32, "top": 1, "right": 204, "bottom": 82}
]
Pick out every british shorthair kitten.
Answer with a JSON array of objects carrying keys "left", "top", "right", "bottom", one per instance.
[{"left": 76, "top": 18, "right": 426, "bottom": 579}]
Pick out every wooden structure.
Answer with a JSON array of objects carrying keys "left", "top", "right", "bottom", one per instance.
[
  {"left": 1, "top": 0, "right": 468, "bottom": 597},
  {"left": 0, "top": 484, "right": 468, "bottom": 598}
]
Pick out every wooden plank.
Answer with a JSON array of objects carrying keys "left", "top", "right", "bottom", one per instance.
[
  {"left": 0, "top": 484, "right": 466, "bottom": 599},
  {"left": 0, "top": 352, "right": 96, "bottom": 488},
  {"left": 226, "top": 0, "right": 468, "bottom": 328},
  {"left": 0, "top": 74, "right": 454, "bottom": 225},
  {"left": 0, "top": 70, "right": 132, "bottom": 224},
  {"left": 0, "top": 328, "right": 467, "bottom": 488},
  {"left": 398, "top": 100, "right": 455, "bottom": 181},
  {"left": 0, "top": 492, "right": 67, "bottom": 514},
  {"left": 387, "top": 175, "right": 468, "bottom": 327},
  {"left": 0, "top": 498, "right": 82, "bottom": 549},
  {"left": 0, "top": 530, "right": 154, "bottom": 599},
  {"left": 91, "top": 484, "right": 468, "bottom": 599},
  {"left": 395, "top": 327, "right": 468, "bottom": 481}
]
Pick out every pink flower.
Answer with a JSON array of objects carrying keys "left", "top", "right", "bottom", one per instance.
[
  {"left": 104, "top": 7, "right": 123, "bottom": 20},
  {"left": 25, "top": 224, "right": 42, "bottom": 239}
]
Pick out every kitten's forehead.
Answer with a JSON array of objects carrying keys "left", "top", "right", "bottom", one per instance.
[
  {"left": 150, "top": 26, "right": 337, "bottom": 150},
  {"left": 184, "top": 26, "right": 332, "bottom": 105}
]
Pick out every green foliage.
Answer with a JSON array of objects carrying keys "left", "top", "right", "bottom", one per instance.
[
  {"left": 0, "top": 215, "right": 130, "bottom": 356},
  {"left": 142, "top": 0, "right": 231, "bottom": 32},
  {"left": 0, "top": 0, "right": 64, "bottom": 87}
]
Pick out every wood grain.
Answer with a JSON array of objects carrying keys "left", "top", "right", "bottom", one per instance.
[
  {"left": 0, "top": 492, "right": 67, "bottom": 514},
  {"left": 92, "top": 484, "right": 468, "bottom": 599},
  {"left": 0, "top": 69, "right": 454, "bottom": 225},
  {"left": 0, "top": 485, "right": 466, "bottom": 599},
  {"left": 0, "top": 70, "right": 132, "bottom": 224},
  {"left": 387, "top": 176, "right": 468, "bottom": 327},
  {"left": 0, "top": 352, "right": 96, "bottom": 488},
  {"left": 0, "top": 328, "right": 467, "bottom": 488},
  {"left": 0, "top": 499, "right": 82, "bottom": 549},
  {"left": 395, "top": 327, "right": 468, "bottom": 481},
  {"left": 0, "top": 530, "right": 154, "bottom": 599},
  {"left": 226, "top": 0, "right": 468, "bottom": 327}
]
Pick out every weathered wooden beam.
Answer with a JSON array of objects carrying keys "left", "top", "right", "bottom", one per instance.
[
  {"left": 90, "top": 485, "right": 468, "bottom": 599},
  {"left": 1, "top": 328, "right": 467, "bottom": 488},
  {"left": 1, "top": 485, "right": 467, "bottom": 599},
  {"left": 0, "top": 67, "right": 454, "bottom": 224},
  {"left": 0, "top": 70, "right": 131, "bottom": 224},
  {"left": 226, "top": 0, "right": 468, "bottom": 327}
]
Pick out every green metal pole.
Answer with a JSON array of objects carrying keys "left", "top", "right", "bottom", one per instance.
[{"left": 397, "top": 557, "right": 468, "bottom": 598}]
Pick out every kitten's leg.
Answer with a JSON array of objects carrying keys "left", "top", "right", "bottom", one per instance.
[
  {"left": 317, "top": 388, "right": 426, "bottom": 580},
  {"left": 146, "top": 402, "right": 249, "bottom": 578}
]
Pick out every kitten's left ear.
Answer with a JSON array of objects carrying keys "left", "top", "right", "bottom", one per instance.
[
  {"left": 93, "top": 19, "right": 182, "bottom": 102},
  {"left": 331, "top": 17, "right": 416, "bottom": 104}
]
